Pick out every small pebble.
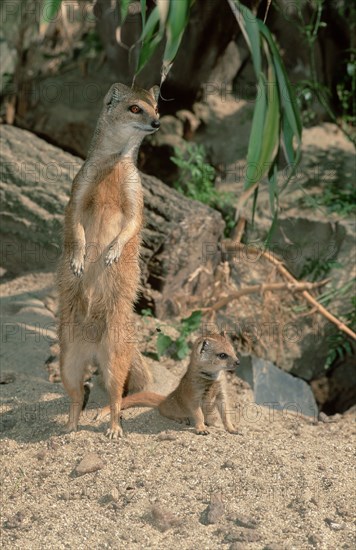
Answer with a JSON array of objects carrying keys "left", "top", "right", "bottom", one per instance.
[
  {"left": 0, "top": 371, "right": 16, "bottom": 384},
  {"left": 149, "top": 504, "right": 182, "bottom": 532},
  {"left": 157, "top": 431, "right": 177, "bottom": 441},
  {"left": 75, "top": 453, "right": 105, "bottom": 476},
  {"left": 221, "top": 460, "right": 235, "bottom": 469},
  {"left": 202, "top": 492, "right": 224, "bottom": 525}
]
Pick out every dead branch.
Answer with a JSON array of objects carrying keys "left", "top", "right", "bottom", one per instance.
[
  {"left": 223, "top": 242, "right": 356, "bottom": 340},
  {"left": 203, "top": 280, "right": 328, "bottom": 312},
  {"left": 230, "top": 216, "right": 246, "bottom": 244}
]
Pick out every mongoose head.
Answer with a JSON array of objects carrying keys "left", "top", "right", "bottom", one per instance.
[
  {"left": 192, "top": 332, "right": 240, "bottom": 380},
  {"left": 103, "top": 82, "right": 160, "bottom": 136}
]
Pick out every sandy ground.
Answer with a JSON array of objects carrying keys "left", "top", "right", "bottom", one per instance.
[{"left": 1, "top": 273, "right": 355, "bottom": 550}]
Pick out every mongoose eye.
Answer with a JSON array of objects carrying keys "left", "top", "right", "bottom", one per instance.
[
  {"left": 218, "top": 353, "right": 228, "bottom": 360},
  {"left": 155, "top": 107, "right": 159, "bottom": 115},
  {"left": 129, "top": 105, "right": 142, "bottom": 114}
]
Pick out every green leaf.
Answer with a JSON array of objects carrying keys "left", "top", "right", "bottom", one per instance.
[
  {"left": 244, "top": 74, "right": 267, "bottom": 189},
  {"left": 231, "top": 1, "right": 261, "bottom": 76},
  {"left": 157, "top": 0, "right": 170, "bottom": 27},
  {"left": 120, "top": 0, "right": 131, "bottom": 22},
  {"left": 164, "top": 0, "right": 190, "bottom": 64},
  {"left": 256, "top": 57, "right": 280, "bottom": 177},
  {"left": 140, "top": 0, "right": 147, "bottom": 27},
  {"left": 141, "top": 6, "right": 160, "bottom": 40},
  {"left": 180, "top": 310, "right": 202, "bottom": 335},
  {"left": 42, "top": 0, "right": 62, "bottom": 22},
  {"left": 156, "top": 333, "right": 173, "bottom": 358},
  {"left": 268, "top": 161, "right": 278, "bottom": 215},
  {"left": 175, "top": 337, "right": 190, "bottom": 359},
  {"left": 136, "top": 8, "right": 163, "bottom": 73},
  {"left": 258, "top": 21, "right": 302, "bottom": 140}
]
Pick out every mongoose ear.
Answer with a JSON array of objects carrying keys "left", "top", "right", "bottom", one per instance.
[
  {"left": 148, "top": 85, "right": 160, "bottom": 103},
  {"left": 104, "top": 83, "right": 130, "bottom": 111},
  {"left": 200, "top": 339, "right": 209, "bottom": 353}
]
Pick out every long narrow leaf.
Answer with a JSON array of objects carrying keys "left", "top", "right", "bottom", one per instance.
[
  {"left": 235, "top": 1, "right": 261, "bottom": 76},
  {"left": 140, "top": 0, "right": 147, "bottom": 27},
  {"left": 120, "top": 0, "right": 131, "bottom": 22},
  {"left": 141, "top": 7, "right": 160, "bottom": 40},
  {"left": 227, "top": 0, "right": 261, "bottom": 75},
  {"left": 257, "top": 51, "right": 280, "bottom": 175},
  {"left": 42, "top": 0, "right": 62, "bottom": 22},
  {"left": 164, "top": 0, "right": 190, "bottom": 63},
  {"left": 268, "top": 161, "right": 278, "bottom": 215},
  {"left": 258, "top": 21, "right": 302, "bottom": 141},
  {"left": 136, "top": 7, "right": 163, "bottom": 73},
  {"left": 244, "top": 74, "right": 267, "bottom": 189},
  {"left": 157, "top": 0, "right": 170, "bottom": 27}
]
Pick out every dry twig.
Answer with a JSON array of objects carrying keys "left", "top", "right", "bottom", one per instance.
[
  {"left": 203, "top": 280, "right": 328, "bottom": 312},
  {"left": 222, "top": 242, "right": 356, "bottom": 340}
]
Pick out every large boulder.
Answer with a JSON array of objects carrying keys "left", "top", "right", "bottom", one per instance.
[
  {"left": 0, "top": 125, "right": 224, "bottom": 318},
  {"left": 238, "top": 355, "right": 318, "bottom": 418}
]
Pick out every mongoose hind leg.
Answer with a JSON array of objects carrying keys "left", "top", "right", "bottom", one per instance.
[
  {"left": 95, "top": 349, "right": 151, "bottom": 422},
  {"left": 98, "top": 346, "right": 132, "bottom": 439},
  {"left": 125, "top": 349, "right": 152, "bottom": 393},
  {"left": 215, "top": 390, "right": 238, "bottom": 434},
  {"left": 60, "top": 348, "right": 88, "bottom": 432}
]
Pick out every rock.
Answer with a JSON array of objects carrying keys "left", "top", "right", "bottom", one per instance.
[
  {"left": 0, "top": 371, "right": 16, "bottom": 384},
  {"left": 221, "top": 460, "right": 235, "bottom": 469},
  {"left": 4, "top": 511, "right": 25, "bottom": 529},
  {"left": 238, "top": 356, "right": 318, "bottom": 418},
  {"left": 149, "top": 504, "right": 182, "bottom": 532},
  {"left": 231, "top": 514, "right": 259, "bottom": 529},
  {"left": 308, "top": 534, "right": 322, "bottom": 547},
  {"left": 201, "top": 492, "right": 225, "bottom": 525},
  {"left": 224, "top": 529, "right": 261, "bottom": 543},
  {"left": 157, "top": 432, "right": 177, "bottom": 441},
  {"left": 229, "top": 544, "right": 246, "bottom": 550},
  {"left": 75, "top": 453, "right": 105, "bottom": 476},
  {"left": 36, "top": 450, "right": 46, "bottom": 460},
  {"left": 324, "top": 517, "right": 345, "bottom": 531},
  {"left": 0, "top": 125, "right": 224, "bottom": 317},
  {"left": 110, "top": 488, "right": 119, "bottom": 502}
]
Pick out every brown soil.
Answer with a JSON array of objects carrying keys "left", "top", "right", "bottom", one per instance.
[{"left": 1, "top": 273, "right": 355, "bottom": 550}]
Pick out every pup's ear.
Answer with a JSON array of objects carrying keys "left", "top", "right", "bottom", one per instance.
[
  {"left": 148, "top": 85, "right": 160, "bottom": 103},
  {"left": 200, "top": 339, "right": 209, "bottom": 353},
  {"left": 104, "top": 83, "right": 130, "bottom": 111}
]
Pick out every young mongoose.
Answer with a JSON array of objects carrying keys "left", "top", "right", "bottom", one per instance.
[
  {"left": 57, "top": 83, "right": 160, "bottom": 438},
  {"left": 97, "top": 333, "right": 240, "bottom": 435}
]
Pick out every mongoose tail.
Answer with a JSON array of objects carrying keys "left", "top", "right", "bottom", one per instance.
[
  {"left": 122, "top": 391, "right": 164, "bottom": 409},
  {"left": 97, "top": 391, "right": 164, "bottom": 419}
]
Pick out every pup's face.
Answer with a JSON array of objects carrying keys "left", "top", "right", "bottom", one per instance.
[{"left": 193, "top": 333, "right": 240, "bottom": 380}]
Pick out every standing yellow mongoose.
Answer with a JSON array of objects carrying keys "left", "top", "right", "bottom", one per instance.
[
  {"left": 57, "top": 83, "right": 160, "bottom": 438},
  {"left": 97, "top": 333, "right": 240, "bottom": 435}
]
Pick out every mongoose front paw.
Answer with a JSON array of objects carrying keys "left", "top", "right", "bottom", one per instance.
[
  {"left": 195, "top": 427, "right": 210, "bottom": 435},
  {"left": 226, "top": 426, "right": 239, "bottom": 434},
  {"left": 105, "top": 245, "right": 121, "bottom": 267},
  {"left": 105, "top": 425, "right": 124, "bottom": 439},
  {"left": 70, "top": 256, "right": 85, "bottom": 277}
]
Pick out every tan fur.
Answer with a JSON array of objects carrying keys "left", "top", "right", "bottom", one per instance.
[
  {"left": 57, "top": 83, "right": 160, "bottom": 438},
  {"left": 97, "top": 333, "right": 240, "bottom": 435}
]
